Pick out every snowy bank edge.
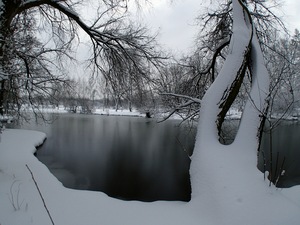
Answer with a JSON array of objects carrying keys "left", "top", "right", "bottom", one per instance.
[{"left": 1, "top": 129, "right": 300, "bottom": 225}]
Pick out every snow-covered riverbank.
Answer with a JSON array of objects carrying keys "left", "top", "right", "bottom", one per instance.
[
  {"left": 3, "top": 105, "right": 300, "bottom": 123},
  {"left": 1, "top": 128, "right": 300, "bottom": 225}
]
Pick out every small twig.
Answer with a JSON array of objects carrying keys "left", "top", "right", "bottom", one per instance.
[
  {"left": 262, "top": 151, "right": 266, "bottom": 181},
  {"left": 9, "top": 180, "right": 18, "bottom": 211},
  {"left": 26, "top": 164, "right": 55, "bottom": 225},
  {"left": 275, "top": 157, "right": 286, "bottom": 186},
  {"left": 176, "top": 137, "right": 191, "bottom": 157},
  {"left": 273, "top": 152, "right": 279, "bottom": 184}
]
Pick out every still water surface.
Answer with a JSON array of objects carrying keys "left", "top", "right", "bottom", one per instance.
[
  {"left": 10, "top": 114, "right": 300, "bottom": 201},
  {"left": 224, "top": 120, "right": 300, "bottom": 188},
  {"left": 259, "top": 122, "right": 300, "bottom": 187},
  {"left": 13, "top": 113, "right": 194, "bottom": 202}
]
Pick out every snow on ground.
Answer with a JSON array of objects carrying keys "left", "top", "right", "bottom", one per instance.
[
  {"left": 0, "top": 129, "right": 197, "bottom": 225},
  {"left": 0, "top": 128, "right": 300, "bottom": 225},
  {"left": 21, "top": 105, "right": 69, "bottom": 114},
  {"left": 5, "top": 104, "right": 300, "bottom": 121},
  {"left": 94, "top": 108, "right": 144, "bottom": 117}
]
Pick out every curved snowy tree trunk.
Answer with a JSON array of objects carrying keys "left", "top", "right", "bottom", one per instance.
[{"left": 190, "top": 0, "right": 269, "bottom": 207}]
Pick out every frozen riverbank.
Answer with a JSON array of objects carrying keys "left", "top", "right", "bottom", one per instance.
[{"left": 1, "top": 129, "right": 300, "bottom": 225}]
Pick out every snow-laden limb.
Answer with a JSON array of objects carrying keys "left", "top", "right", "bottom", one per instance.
[
  {"left": 189, "top": 0, "right": 300, "bottom": 223},
  {"left": 233, "top": 28, "right": 269, "bottom": 149},
  {"left": 160, "top": 93, "right": 201, "bottom": 104},
  {"left": 158, "top": 93, "right": 201, "bottom": 122},
  {"left": 191, "top": 0, "right": 252, "bottom": 154},
  {"left": 0, "top": 1, "right": 299, "bottom": 224},
  {"left": 190, "top": 0, "right": 253, "bottom": 198}
]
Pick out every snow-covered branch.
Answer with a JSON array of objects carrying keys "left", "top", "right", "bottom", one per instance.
[
  {"left": 160, "top": 93, "right": 201, "bottom": 104},
  {"left": 200, "top": 36, "right": 230, "bottom": 82}
]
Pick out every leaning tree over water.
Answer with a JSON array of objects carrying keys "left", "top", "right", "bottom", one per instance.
[
  {"left": 0, "top": 0, "right": 292, "bottom": 207},
  {"left": 190, "top": 0, "right": 271, "bottom": 199}
]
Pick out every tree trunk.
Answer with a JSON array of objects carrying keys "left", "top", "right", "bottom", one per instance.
[
  {"left": 0, "top": 0, "right": 17, "bottom": 115},
  {"left": 0, "top": 80, "right": 5, "bottom": 115},
  {"left": 190, "top": 0, "right": 269, "bottom": 202}
]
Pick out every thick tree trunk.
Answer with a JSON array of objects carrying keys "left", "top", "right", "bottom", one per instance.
[{"left": 190, "top": 0, "right": 269, "bottom": 203}]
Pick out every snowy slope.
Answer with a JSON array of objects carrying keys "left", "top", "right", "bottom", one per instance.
[{"left": 0, "top": 128, "right": 299, "bottom": 225}]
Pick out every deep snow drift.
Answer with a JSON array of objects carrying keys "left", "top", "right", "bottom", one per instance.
[{"left": 0, "top": 128, "right": 300, "bottom": 225}]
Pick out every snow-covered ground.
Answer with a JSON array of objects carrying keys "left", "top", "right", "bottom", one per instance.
[
  {"left": 19, "top": 105, "right": 146, "bottom": 117},
  {"left": 0, "top": 128, "right": 300, "bottom": 225},
  {"left": 4, "top": 104, "right": 300, "bottom": 122},
  {"left": 94, "top": 108, "right": 144, "bottom": 117},
  {"left": 2, "top": 0, "right": 300, "bottom": 223}
]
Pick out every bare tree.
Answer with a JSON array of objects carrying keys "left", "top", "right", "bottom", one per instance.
[
  {"left": 157, "top": 57, "right": 206, "bottom": 122},
  {"left": 266, "top": 30, "right": 300, "bottom": 118},
  {"left": 0, "top": 0, "right": 163, "bottom": 119},
  {"left": 188, "top": 0, "right": 271, "bottom": 199},
  {"left": 164, "top": 0, "right": 286, "bottom": 139},
  {"left": 257, "top": 29, "right": 300, "bottom": 184}
]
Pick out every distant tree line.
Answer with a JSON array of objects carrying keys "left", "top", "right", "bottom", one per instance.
[{"left": 0, "top": 0, "right": 164, "bottom": 121}]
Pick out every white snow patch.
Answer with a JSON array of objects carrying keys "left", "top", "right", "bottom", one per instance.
[
  {"left": 94, "top": 108, "right": 144, "bottom": 117},
  {"left": 0, "top": 129, "right": 299, "bottom": 225}
]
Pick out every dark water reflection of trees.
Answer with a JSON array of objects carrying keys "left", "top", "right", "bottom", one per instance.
[
  {"left": 11, "top": 114, "right": 195, "bottom": 202},
  {"left": 223, "top": 119, "right": 300, "bottom": 188},
  {"left": 10, "top": 114, "right": 300, "bottom": 201}
]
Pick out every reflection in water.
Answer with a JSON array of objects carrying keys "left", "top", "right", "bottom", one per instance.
[
  {"left": 12, "top": 114, "right": 300, "bottom": 199},
  {"left": 259, "top": 122, "right": 300, "bottom": 187},
  {"left": 223, "top": 120, "right": 300, "bottom": 187},
  {"left": 13, "top": 114, "right": 194, "bottom": 202}
]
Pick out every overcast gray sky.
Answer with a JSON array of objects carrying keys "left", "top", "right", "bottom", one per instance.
[{"left": 131, "top": 0, "right": 300, "bottom": 56}]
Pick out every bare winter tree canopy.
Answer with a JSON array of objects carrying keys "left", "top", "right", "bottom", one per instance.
[
  {"left": 0, "top": 0, "right": 163, "bottom": 118},
  {"left": 1, "top": 1, "right": 300, "bottom": 224},
  {"left": 162, "top": 0, "right": 288, "bottom": 141},
  {"left": 190, "top": 0, "right": 270, "bottom": 199}
]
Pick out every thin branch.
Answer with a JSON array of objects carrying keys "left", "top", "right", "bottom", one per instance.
[
  {"left": 26, "top": 164, "right": 55, "bottom": 225},
  {"left": 160, "top": 93, "right": 201, "bottom": 104}
]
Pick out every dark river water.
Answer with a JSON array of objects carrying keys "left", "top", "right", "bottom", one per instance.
[
  {"left": 11, "top": 113, "right": 195, "bottom": 202},
  {"left": 224, "top": 120, "right": 300, "bottom": 188},
  {"left": 9, "top": 114, "right": 300, "bottom": 201},
  {"left": 259, "top": 122, "right": 300, "bottom": 187}
]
